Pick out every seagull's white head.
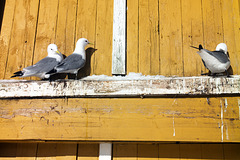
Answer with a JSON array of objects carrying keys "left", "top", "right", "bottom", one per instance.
[
  {"left": 47, "top": 44, "right": 63, "bottom": 61},
  {"left": 216, "top": 43, "right": 228, "bottom": 54},
  {"left": 74, "top": 38, "right": 92, "bottom": 54}
]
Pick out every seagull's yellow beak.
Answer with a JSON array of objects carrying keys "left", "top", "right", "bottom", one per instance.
[
  {"left": 88, "top": 42, "right": 94, "bottom": 45},
  {"left": 56, "top": 50, "right": 60, "bottom": 54}
]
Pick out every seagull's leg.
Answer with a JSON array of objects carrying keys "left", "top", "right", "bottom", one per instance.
[{"left": 75, "top": 73, "right": 78, "bottom": 80}]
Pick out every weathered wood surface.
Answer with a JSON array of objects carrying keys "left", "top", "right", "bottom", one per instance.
[
  {"left": 0, "top": 76, "right": 239, "bottom": 98},
  {"left": 0, "top": 98, "right": 239, "bottom": 142}
]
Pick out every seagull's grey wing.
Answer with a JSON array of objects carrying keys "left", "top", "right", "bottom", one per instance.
[
  {"left": 203, "top": 49, "right": 229, "bottom": 63},
  {"left": 56, "top": 54, "right": 85, "bottom": 71},
  {"left": 24, "top": 57, "right": 59, "bottom": 73}
]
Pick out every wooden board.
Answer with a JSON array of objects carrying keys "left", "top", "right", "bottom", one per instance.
[
  {"left": 78, "top": 143, "right": 99, "bottom": 160},
  {"left": 159, "top": 0, "right": 183, "bottom": 76},
  {"left": 0, "top": 97, "right": 239, "bottom": 142},
  {"left": 4, "top": 0, "right": 39, "bottom": 80},
  {"left": 0, "top": 76, "right": 240, "bottom": 98},
  {"left": 139, "top": 0, "right": 159, "bottom": 75},
  {"left": 126, "top": 0, "right": 139, "bottom": 74},
  {"left": 94, "top": 0, "right": 113, "bottom": 76},
  {"left": 113, "top": 143, "right": 137, "bottom": 160}
]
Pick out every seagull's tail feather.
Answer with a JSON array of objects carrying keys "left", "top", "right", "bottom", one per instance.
[
  {"left": 11, "top": 71, "right": 23, "bottom": 78},
  {"left": 190, "top": 44, "right": 203, "bottom": 50}
]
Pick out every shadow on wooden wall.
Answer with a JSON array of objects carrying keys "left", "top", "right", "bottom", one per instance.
[{"left": 0, "top": 0, "right": 6, "bottom": 33}]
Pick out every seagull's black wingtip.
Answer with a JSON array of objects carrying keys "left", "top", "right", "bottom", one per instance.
[
  {"left": 190, "top": 44, "right": 203, "bottom": 50},
  {"left": 11, "top": 71, "right": 23, "bottom": 78}
]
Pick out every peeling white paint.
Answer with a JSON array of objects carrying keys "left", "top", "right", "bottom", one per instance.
[
  {"left": 224, "top": 98, "right": 228, "bottom": 112},
  {"left": 220, "top": 100, "right": 224, "bottom": 142},
  {"left": 1, "top": 75, "right": 240, "bottom": 98},
  {"left": 173, "top": 115, "right": 176, "bottom": 137},
  {"left": 238, "top": 99, "right": 240, "bottom": 120}
]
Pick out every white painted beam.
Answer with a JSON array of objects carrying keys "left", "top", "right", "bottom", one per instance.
[
  {"left": 99, "top": 143, "right": 112, "bottom": 160},
  {"left": 112, "top": 0, "right": 126, "bottom": 75},
  {"left": 0, "top": 76, "right": 240, "bottom": 98}
]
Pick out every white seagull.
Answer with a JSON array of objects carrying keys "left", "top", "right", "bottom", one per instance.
[
  {"left": 47, "top": 38, "right": 92, "bottom": 79},
  {"left": 191, "top": 43, "right": 230, "bottom": 76},
  {"left": 11, "top": 44, "right": 63, "bottom": 79}
]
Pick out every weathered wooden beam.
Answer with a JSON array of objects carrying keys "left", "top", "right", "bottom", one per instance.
[
  {"left": 0, "top": 97, "right": 239, "bottom": 142},
  {"left": 0, "top": 76, "right": 239, "bottom": 98}
]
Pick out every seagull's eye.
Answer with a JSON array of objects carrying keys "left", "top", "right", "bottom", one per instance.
[{"left": 85, "top": 40, "right": 88, "bottom": 43}]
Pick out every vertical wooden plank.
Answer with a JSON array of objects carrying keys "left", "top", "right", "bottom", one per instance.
[
  {"left": 0, "top": 143, "right": 37, "bottom": 160},
  {"left": 99, "top": 143, "right": 112, "bottom": 160},
  {"left": 33, "top": 0, "right": 59, "bottom": 80},
  {"left": 182, "top": 0, "right": 205, "bottom": 76},
  {"left": 202, "top": 0, "right": 223, "bottom": 55},
  {"left": 138, "top": 144, "right": 158, "bottom": 160},
  {"left": 4, "top": 0, "right": 39, "bottom": 79},
  {"left": 94, "top": 0, "right": 113, "bottom": 76},
  {"left": 55, "top": 0, "right": 77, "bottom": 57},
  {"left": 223, "top": 144, "right": 240, "bottom": 160},
  {"left": 180, "top": 144, "right": 201, "bottom": 160},
  {"left": 159, "top": 0, "right": 183, "bottom": 76},
  {"left": 78, "top": 143, "right": 99, "bottom": 160},
  {"left": 139, "top": 0, "right": 159, "bottom": 75},
  {"left": 201, "top": 144, "right": 224, "bottom": 159},
  {"left": 158, "top": 144, "right": 180, "bottom": 160},
  {"left": 126, "top": 0, "right": 139, "bottom": 74},
  {"left": 76, "top": 0, "right": 97, "bottom": 76},
  {"left": 36, "top": 143, "right": 77, "bottom": 160},
  {"left": 113, "top": 143, "right": 137, "bottom": 160},
  {"left": 0, "top": 0, "right": 16, "bottom": 79},
  {"left": 112, "top": 0, "right": 126, "bottom": 75}
]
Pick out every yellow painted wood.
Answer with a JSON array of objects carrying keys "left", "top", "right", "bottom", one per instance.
[
  {"left": 77, "top": 143, "right": 99, "bottom": 160},
  {"left": 126, "top": 0, "right": 139, "bottom": 74},
  {"left": 201, "top": 144, "right": 224, "bottom": 159},
  {"left": 4, "top": 0, "right": 39, "bottom": 80},
  {"left": 36, "top": 143, "right": 77, "bottom": 160},
  {"left": 158, "top": 144, "right": 179, "bottom": 160},
  {"left": 94, "top": 0, "right": 113, "bottom": 75},
  {"left": 159, "top": 0, "right": 183, "bottom": 76},
  {"left": 1, "top": 97, "right": 239, "bottom": 142},
  {"left": 0, "top": 143, "right": 37, "bottom": 160},
  {"left": 202, "top": 0, "right": 223, "bottom": 56},
  {"left": 0, "top": 0, "right": 16, "bottom": 79},
  {"left": 223, "top": 144, "right": 240, "bottom": 160},
  {"left": 55, "top": 0, "right": 77, "bottom": 57},
  {"left": 139, "top": 0, "right": 160, "bottom": 75},
  {"left": 32, "top": 0, "right": 59, "bottom": 80},
  {"left": 76, "top": 0, "right": 97, "bottom": 77},
  {"left": 138, "top": 144, "right": 158, "bottom": 160},
  {"left": 180, "top": 144, "right": 201, "bottom": 160},
  {"left": 113, "top": 143, "right": 137, "bottom": 160},
  {"left": 181, "top": 0, "right": 205, "bottom": 76}
]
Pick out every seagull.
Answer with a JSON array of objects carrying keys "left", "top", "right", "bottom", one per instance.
[
  {"left": 11, "top": 44, "right": 63, "bottom": 79},
  {"left": 191, "top": 43, "right": 230, "bottom": 77},
  {"left": 47, "top": 38, "right": 92, "bottom": 79}
]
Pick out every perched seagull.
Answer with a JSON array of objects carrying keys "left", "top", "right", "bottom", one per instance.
[
  {"left": 47, "top": 38, "right": 92, "bottom": 79},
  {"left": 11, "top": 44, "right": 63, "bottom": 79},
  {"left": 191, "top": 43, "right": 230, "bottom": 76}
]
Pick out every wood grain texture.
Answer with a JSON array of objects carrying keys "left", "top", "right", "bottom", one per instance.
[
  {"left": 94, "top": 0, "right": 113, "bottom": 76},
  {"left": 139, "top": 0, "right": 159, "bottom": 75},
  {"left": 0, "top": 97, "right": 239, "bottom": 142},
  {"left": 0, "top": 76, "right": 240, "bottom": 98},
  {"left": 0, "top": 0, "right": 16, "bottom": 79},
  {"left": 159, "top": 0, "right": 183, "bottom": 76},
  {"left": 126, "top": 0, "right": 139, "bottom": 74},
  {"left": 181, "top": 0, "right": 204, "bottom": 76},
  {"left": 36, "top": 143, "right": 77, "bottom": 160},
  {"left": 32, "top": 0, "right": 59, "bottom": 80},
  {"left": 158, "top": 144, "right": 180, "bottom": 160},
  {"left": 78, "top": 143, "right": 99, "bottom": 160},
  {"left": 113, "top": 143, "right": 137, "bottom": 160},
  {"left": 4, "top": 0, "right": 39, "bottom": 80}
]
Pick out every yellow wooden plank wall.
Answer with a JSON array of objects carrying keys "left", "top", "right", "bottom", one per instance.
[
  {"left": 0, "top": 143, "right": 240, "bottom": 159},
  {"left": 127, "top": 0, "right": 240, "bottom": 76},
  {"left": 1, "top": 0, "right": 240, "bottom": 78},
  {"left": 0, "top": 0, "right": 113, "bottom": 80}
]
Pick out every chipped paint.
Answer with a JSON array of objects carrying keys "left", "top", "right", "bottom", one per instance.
[
  {"left": 0, "top": 76, "right": 239, "bottom": 98},
  {"left": 225, "top": 98, "right": 228, "bottom": 112},
  {"left": 173, "top": 115, "right": 176, "bottom": 137},
  {"left": 238, "top": 99, "right": 240, "bottom": 120},
  {"left": 220, "top": 99, "right": 224, "bottom": 142}
]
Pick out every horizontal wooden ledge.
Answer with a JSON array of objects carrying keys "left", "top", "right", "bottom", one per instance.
[{"left": 0, "top": 75, "right": 240, "bottom": 98}]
